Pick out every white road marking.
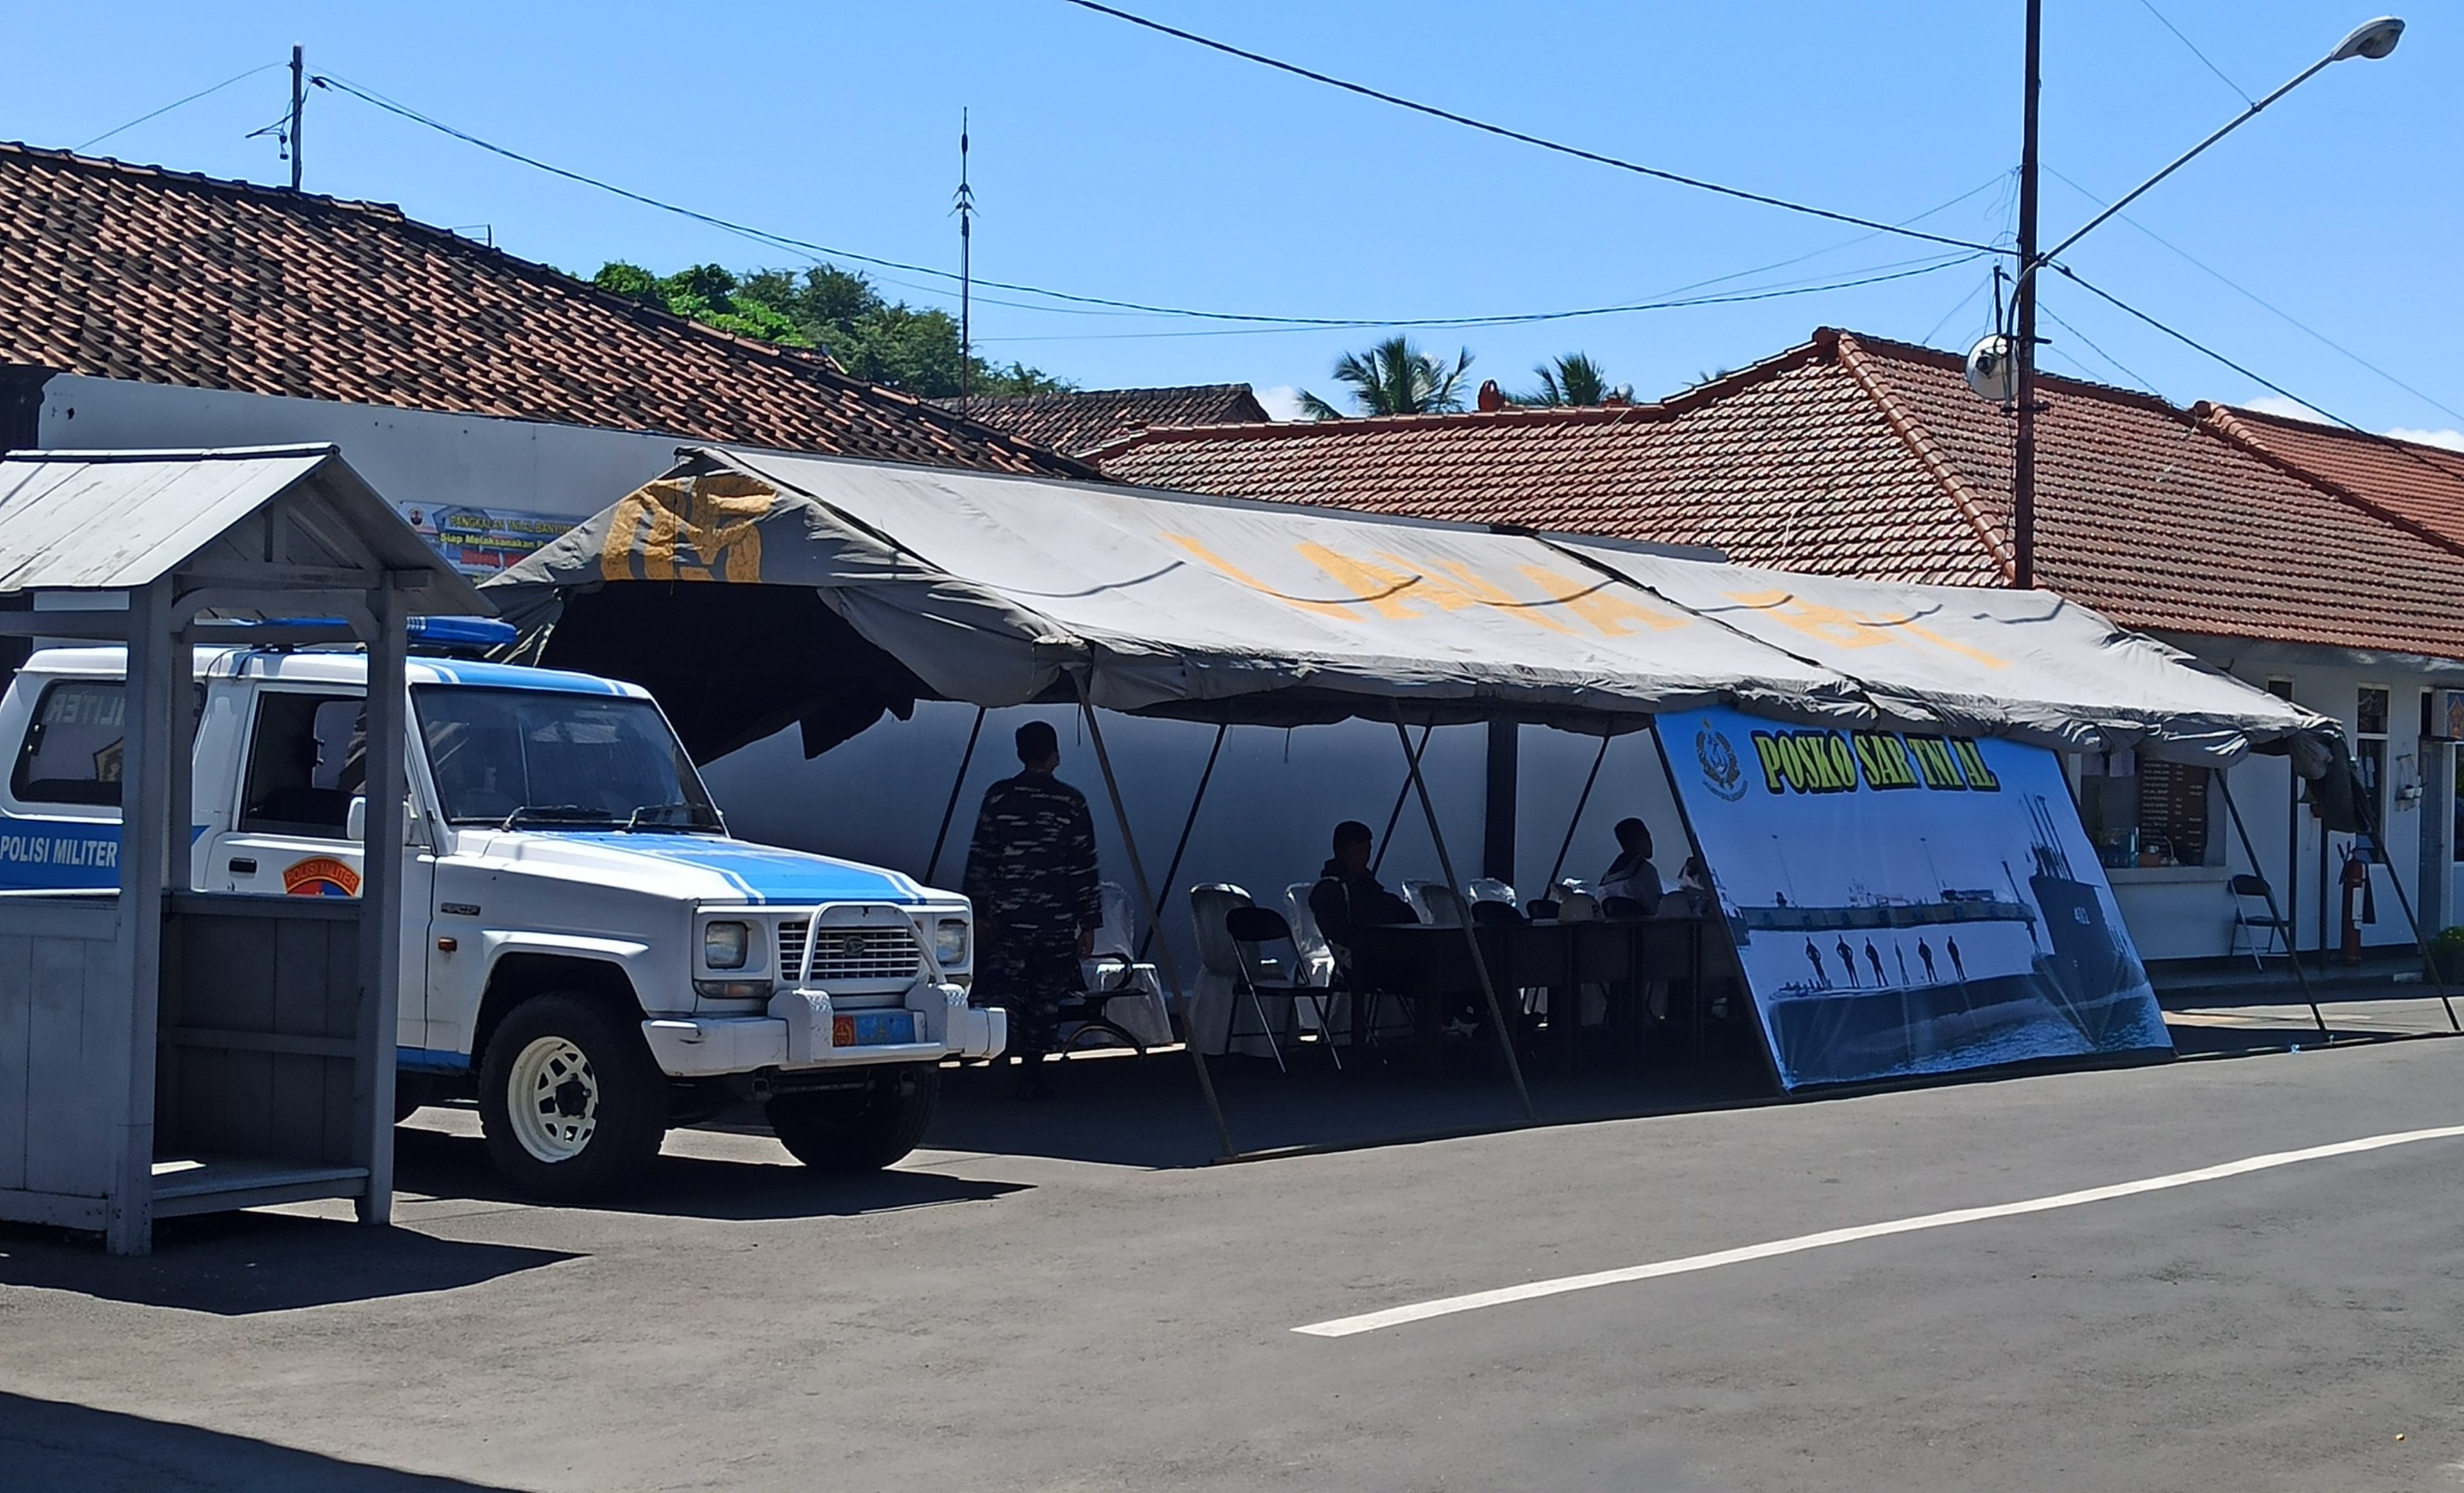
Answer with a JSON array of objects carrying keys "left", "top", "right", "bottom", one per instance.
[{"left": 1294, "top": 1123, "right": 2464, "bottom": 1338}]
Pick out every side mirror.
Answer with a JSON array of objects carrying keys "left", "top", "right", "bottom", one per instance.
[{"left": 345, "top": 795, "right": 368, "bottom": 843}]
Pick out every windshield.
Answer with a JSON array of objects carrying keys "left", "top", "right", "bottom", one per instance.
[{"left": 413, "top": 686, "right": 721, "bottom": 831}]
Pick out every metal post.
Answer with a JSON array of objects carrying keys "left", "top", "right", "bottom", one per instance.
[
  {"left": 923, "top": 705, "right": 986, "bottom": 886},
  {"left": 2352, "top": 776, "right": 2461, "bottom": 1032},
  {"left": 2011, "top": 0, "right": 2043, "bottom": 590},
  {"left": 1482, "top": 718, "right": 1519, "bottom": 884},
  {"left": 1371, "top": 723, "right": 1432, "bottom": 877},
  {"left": 2216, "top": 770, "right": 2328, "bottom": 1036},
  {"left": 1546, "top": 734, "right": 1613, "bottom": 890},
  {"left": 1396, "top": 721, "right": 1535, "bottom": 1122},
  {"left": 1072, "top": 678, "right": 1237, "bottom": 1161},
  {"left": 355, "top": 579, "right": 408, "bottom": 1223},
  {"left": 1140, "top": 720, "right": 1228, "bottom": 962}
]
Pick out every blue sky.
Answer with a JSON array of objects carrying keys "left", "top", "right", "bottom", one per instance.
[{"left": 9, "top": 2, "right": 2455, "bottom": 442}]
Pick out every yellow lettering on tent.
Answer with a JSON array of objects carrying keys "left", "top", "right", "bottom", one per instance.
[
  {"left": 1160, "top": 534, "right": 1353, "bottom": 620},
  {"left": 1517, "top": 565, "right": 1688, "bottom": 637},
  {"left": 1419, "top": 560, "right": 1578, "bottom": 636},
  {"left": 1727, "top": 590, "right": 2008, "bottom": 668},
  {"left": 598, "top": 476, "right": 770, "bottom": 583},
  {"left": 1295, "top": 543, "right": 1434, "bottom": 621}
]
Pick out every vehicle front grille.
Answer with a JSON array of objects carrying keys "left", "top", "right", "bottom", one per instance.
[{"left": 778, "top": 920, "right": 920, "bottom": 984}]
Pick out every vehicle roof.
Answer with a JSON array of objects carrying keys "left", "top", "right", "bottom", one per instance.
[{"left": 17, "top": 645, "right": 649, "bottom": 697}]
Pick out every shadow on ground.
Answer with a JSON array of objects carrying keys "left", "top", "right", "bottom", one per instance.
[
  {"left": 0, "top": 1392, "right": 531, "bottom": 1493},
  {"left": 391, "top": 1125, "right": 1029, "bottom": 1219},
  {"left": 0, "top": 1209, "right": 572, "bottom": 1314},
  {"left": 923, "top": 1023, "right": 1778, "bottom": 1167}
]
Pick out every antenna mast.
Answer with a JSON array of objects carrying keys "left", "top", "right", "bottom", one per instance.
[
  {"left": 954, "top": 110, "right": 975, "bottom": 415},
  {"left": 289, "top": 45, "right": 305, "bottom": 191}
]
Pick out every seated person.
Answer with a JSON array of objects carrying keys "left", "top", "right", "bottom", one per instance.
[
  {"left": 1307, "top": 820, "right": 1417, "bottom": 973},
  {"left": 1598, "top": 817, "right": 1665, "bottom": 917}
]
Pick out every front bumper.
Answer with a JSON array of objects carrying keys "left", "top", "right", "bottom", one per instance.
[{"left": 640, "top": 983, "right": 1006, "bottom": 1078}]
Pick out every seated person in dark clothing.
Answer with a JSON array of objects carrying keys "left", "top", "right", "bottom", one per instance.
[
  {"left": 1307, "top": 819, "right": 1417, "bottom": 973},
  {"left": 1598, "top": 817, "right": 1665, "bottom": 917}
]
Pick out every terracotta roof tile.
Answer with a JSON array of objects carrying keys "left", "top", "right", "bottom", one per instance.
[
  {"left": 947, "top": 383, "right": 1270, "bottom": 456},
  {"left": 2195, "top": 403, "right": 2464, "bottom": 554},
  {"left": 1098, "top": 327, "right": 2464, "bottom": 663},
  {"left": 0, "top": 142, "right": 1090, "bottom": 477}
]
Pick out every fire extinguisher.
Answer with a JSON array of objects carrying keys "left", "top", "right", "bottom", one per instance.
[{"left": 2340, "top": 847, "right": 2371, "bottom": 965}]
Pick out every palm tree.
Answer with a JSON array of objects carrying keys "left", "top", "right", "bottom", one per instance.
[
  {"left": 1298, "top": 337, "right": 1476, "bottom": 418},
  {"left": 1519, "top": 352, "right": 1633, "bottom": 407}
]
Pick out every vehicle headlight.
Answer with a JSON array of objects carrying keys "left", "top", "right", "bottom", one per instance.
[
  {"left": 933, "top": 917, "right": 970, "bottom": 967},
  {"left": 704, "top": 920, "right": 751, "bottom": 970}
]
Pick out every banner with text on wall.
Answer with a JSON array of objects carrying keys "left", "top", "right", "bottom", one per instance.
[{"left": 1662, "top": 706, "right": 2172, "bottom": 1090}]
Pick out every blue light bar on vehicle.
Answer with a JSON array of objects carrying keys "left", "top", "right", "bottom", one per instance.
[{"left": 406, "top": 617, "right": 518, "bottom": 649}]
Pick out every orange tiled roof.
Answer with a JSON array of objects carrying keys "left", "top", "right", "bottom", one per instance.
[
  {"left": 0, "top": 142, "right": 1091, "bottom": 477},
  {"left": 2195, "top": 402, "right": 2464, "bottom": 555},
  {"left": 1098, "top": 328, "right": 2464, "bottom": 663},
  {"left": 949, "top": 383, "right": 1269, "bottom": 456}
]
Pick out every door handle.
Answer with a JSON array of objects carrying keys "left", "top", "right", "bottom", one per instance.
[{"left": 228, "top": 857, "right": 257, "bottom": 875}]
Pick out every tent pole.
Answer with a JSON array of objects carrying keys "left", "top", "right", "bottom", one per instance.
[
  {"left": 2350, "top": 774, "right": 2460, "bottom": 1032},
  {"left": 1073, "top": 678, "right": 1239, "bottom": 1161},
  {"left": 2216, "top": 770, "right": 2329, "bottom": 1036},
  {"left": 1546, "top": 734, "right": 1613, "bottom": 890},
  {"left": 1372, "top": 723, "right": 1432, "bottom": 878},
  {"left": 923, "top": 705, "right": 987, "bottom": 886},
  {"left": 1648, "top": 719, "right": 1786, "bottom": 1091},
  {"left": 1139, "top": 719, "right": 1228, "bottom": 963},
  {"left": 1396, "top": 721, "right": 1535, "bottom": 1123}
]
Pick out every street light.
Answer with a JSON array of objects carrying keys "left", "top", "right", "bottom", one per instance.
[{"left": 2000, "top": 12, "right": 2402, "bottom": 589}]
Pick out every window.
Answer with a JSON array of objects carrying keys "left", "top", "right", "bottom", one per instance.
[
  {"left": 2356, "top": 685, "right": 2390, "bottom": 856},
  {"left": 2078, "top": 750, "right": 2209, "bottom": 869},
  {"left": 11, "top": 680, "right": 126, "bottom": 805},
  {"left": 413, "top": 687, "right": 718, "bottom": 830},
  {"left": 239, "top": 693, "right": 366, "bottom": 837},
  {"left": 2266, "top": 677, "right": 2295, "bottom": 703}
]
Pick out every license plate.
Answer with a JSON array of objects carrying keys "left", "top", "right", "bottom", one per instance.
[{"left": 833, "top": 1011, "right": 917, "bottom": 1048}]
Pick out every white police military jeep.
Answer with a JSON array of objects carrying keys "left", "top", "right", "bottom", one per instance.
[{"left": 0, "top": 629, "right": 1002, "bottom": 1200}]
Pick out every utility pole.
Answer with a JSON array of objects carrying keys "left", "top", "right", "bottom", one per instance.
[
  {"left": 2010, "top": 0, "right": 2041, "bottom": 590},
  {"left": 289, "top": 44, "right": 305, "bottom": 192},
  {"left": 955, "top": 110, "right": 974, "bottom": 417}
]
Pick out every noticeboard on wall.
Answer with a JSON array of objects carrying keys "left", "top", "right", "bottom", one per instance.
[
  {"left": 395, "top": 503, "right": 574, "bottom": 577},
  {"left": 1661, "top": 706, "right": 2173, "bottom": 1090}
]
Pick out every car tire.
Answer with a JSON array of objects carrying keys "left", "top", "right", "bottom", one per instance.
[
  {"left": 477, "top": 992, "right": 668, "bottom": 1202},
  {"left": 766, "top": 1066, "right": 940, "bottom": 1172}
]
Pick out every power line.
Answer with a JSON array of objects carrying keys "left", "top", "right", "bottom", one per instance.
[
  {"left": 75, "top": 61, "right": 284, "bottom": 151},
  {"left": 2134, "top": 0, "right": 2254, "bottom": 104},
  {"left": 2044, "top": 163, "right": 2462, "bottom": 425},
  {"left": 2034, "top": 299, "right": 2158, "bottom": 394},
  {"left": 977, "top": 253, "right": 1985, "bottom": 343},
  {"left": 2053, "top": 265, "right": 2370, "bottom": 431},
  {"left": 311, "top": 70, "right": 1980, "bottom": 334},
  {"left": 1054, "top": 0, "right": 2005, "bottom": 257}
]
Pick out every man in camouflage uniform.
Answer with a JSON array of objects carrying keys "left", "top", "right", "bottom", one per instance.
[{"left": 962, "top": 720, "right": 1102, "bottom": 1098}]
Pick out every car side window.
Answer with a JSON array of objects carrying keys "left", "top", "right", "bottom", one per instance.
[
  {"left": 238, "top": 693, "right": 367, "bottom": 837},
  {"left": 11, "top": 680, "right": 128, "bottom": 805}
]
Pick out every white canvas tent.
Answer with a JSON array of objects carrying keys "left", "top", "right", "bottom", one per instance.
[
  {"left": 484, "top": 447, "right": 2332, "bottom": 764},
  {"left": 484, "top": 448, "right": 2338, "bottom": 1156}
]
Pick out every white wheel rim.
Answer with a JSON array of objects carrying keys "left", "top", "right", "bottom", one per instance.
[{"left": 507, "top": 1035, "right": 600, "bottom": 1163}]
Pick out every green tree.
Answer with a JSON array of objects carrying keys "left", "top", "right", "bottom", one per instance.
[
  {"left": 591, "top": 261, "right": 1071, "bottom": 400},
  {"left": 1519, "top": 352, "right": 1633, "bottom": 406},
  {"left": 1298, "top": 337, "right": 1475, "bottom": 418}
]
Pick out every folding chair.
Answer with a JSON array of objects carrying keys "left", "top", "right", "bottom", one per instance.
[
  {"left": 1225, "top": 905, "right": 1344, "bottom": 1073},
  {"left": 1060, "top": 881, "right": 1170, "bottom": 1055},
  {"left": 1406, "top": 880, "right": 1469, "bottom": 929},
  {"left": 2227, "top": 873, "right": 2292, "bottom": 969}
]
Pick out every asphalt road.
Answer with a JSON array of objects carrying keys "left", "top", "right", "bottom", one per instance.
[{"left": 3, "top": 1038, "right": 2461, "bottom": 1492}]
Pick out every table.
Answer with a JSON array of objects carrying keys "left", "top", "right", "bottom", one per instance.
[{"left": 1343, "top": 916, "right": 1707, "bottom": 1076}]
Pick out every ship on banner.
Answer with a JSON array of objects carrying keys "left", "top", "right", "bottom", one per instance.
[{"left": 1664, "top": 706, "right": 2172, "bottom": 1090}]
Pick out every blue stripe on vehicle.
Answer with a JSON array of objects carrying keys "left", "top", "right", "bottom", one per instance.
[
  {"left": 548, "top": 834, "right": 926, "bottom": 904},
  {"left": 397, "top": 1047, "right": 471, "bottom": 1074}
]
